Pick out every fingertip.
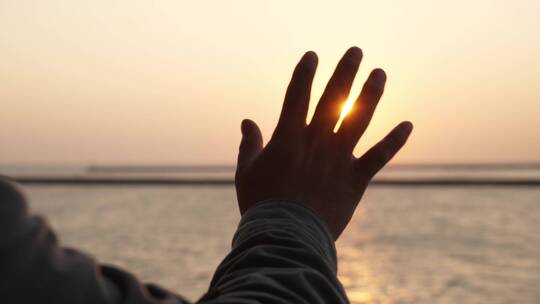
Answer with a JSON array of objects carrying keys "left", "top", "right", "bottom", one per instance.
[
  {"left": 399, "top": 121, "right": 414, "bottom": 135},
  {"left": 390, "top": 121, "right": 413, "bottom": 147},
  {"left": 302, "top": 51, "right": 318, "bottom": 68},
  {"left": 238, "top": 119, "right": 263, "bottom": 165},
  {"left": 367, "top": 68, "right": 387, "bottom": 88},
  {"left": 241, "top": 119, "right": 262, "bottom": 138},
  {"left": 304, "top": 50, "right": 317, "bottom": 60},
  {"left": 241, "top": 119, "right": 252, "bottom": 136},
  {"left": 372, "top": 67, "right": 386, "bottom": 77},
  {"left": 346, "top": 46, "right": 363, "bottom": 59}
]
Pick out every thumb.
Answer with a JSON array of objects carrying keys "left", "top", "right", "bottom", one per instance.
[{"left": 237, "top": 119, "right": 263, "bottom": 168}]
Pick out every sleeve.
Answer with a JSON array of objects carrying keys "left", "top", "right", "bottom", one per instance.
[
  {"left": 198, "top": 200, "right": 349, "bottom": 304},
  {"left": 0, "top": 179, "right": 191, "bottom": 304}
]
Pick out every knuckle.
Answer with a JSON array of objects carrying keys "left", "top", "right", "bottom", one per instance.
[
  {"left": 386, "top": 136, "right": 400, "bottom": 149},
  {"left": 341, "top": 56, "right": 359, "bottom": 68},
  {"left": 388, "top": 133, "right": 405, "bottom": 149},
  {"left": 239, "top": 136, "right": 255, "bottom": 151},
  {"left": 373, "top": 147, "right": 391, "bottom": 165},
  {"left": 293, "top": 63, "right": 315, "bottom": 80},
  {"left": 375, "top": 152, "right": 390, "bottom": 166},
  {"left": 365, "top": 82, "right": 385, "bottom": 96}
]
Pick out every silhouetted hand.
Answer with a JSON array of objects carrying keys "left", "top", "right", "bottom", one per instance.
[{"left": 235, "top": 47, "right": 413, "bottom": 240}]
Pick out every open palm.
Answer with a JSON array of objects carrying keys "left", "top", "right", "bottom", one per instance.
[{"left": 235, "top": 47, "right": 413, "bottom": 239}]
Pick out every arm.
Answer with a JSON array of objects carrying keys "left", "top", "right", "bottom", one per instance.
[
  {"left": 0, "top": 47, "right": 412, "bottom": 304},
  {"left": 201, "top": 47, "right": 413, "bottom": 302},
  {"left": 199, "top": 201, "right": 347, "bottom": 303},
  {"left": 0, "top": 179, "right": 191, "bottom": 304},
  {"left": 234, "top": 48, "right": 412, "bottom": 239}
]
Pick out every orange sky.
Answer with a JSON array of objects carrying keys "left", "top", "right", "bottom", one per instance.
[{"left": 1, "top": 1, "right": 539, "bottom": 165}]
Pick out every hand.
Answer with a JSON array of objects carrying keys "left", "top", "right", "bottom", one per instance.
[{"left": 235, "top": 47, "right": 413, "bottom": 240}]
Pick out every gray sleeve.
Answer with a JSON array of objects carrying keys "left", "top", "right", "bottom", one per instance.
[
  {"left": 198, "top": 201, "right": 349, "bottom": 304},
  {"left": 0, "top": 179, "right": 190, "bottom": 304}
]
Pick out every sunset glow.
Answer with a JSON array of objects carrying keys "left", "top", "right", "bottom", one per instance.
[
  {"left": 334, "top": 97, "right": 356, "bottom": 133},
  {"left": 1, "top": 1, "right": 539, "bottom": 164}
]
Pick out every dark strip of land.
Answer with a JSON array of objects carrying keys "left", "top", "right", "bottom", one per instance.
[
  {"left": 11, "top": 177, "right": 540, "bottom": 187},
  {"left": 87, "top": 163, "right": 540, "bottom": 172},
  {"left": 88, "top": 165, "right": 235, "bottom": 172}
]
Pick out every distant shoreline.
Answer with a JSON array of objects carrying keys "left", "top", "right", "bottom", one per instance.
[
  {"left": 5, "top": 163, "right": 540, "bottom": 186},
  {"left": 86, "top": 163, "right": 540, "bottom": 173},
  {"left": 11, "top": 177, "right": 540, "bottom": 187}
]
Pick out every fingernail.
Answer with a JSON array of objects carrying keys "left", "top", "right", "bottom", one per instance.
[
  {"left": 400, "top": 121, "right": 413, "bottom": 134},
  {"left": 303, "top": 51, "right": 318, "bottom": 67},
  {"left": 368, "top": 68, "right": 386, "bottom": 88},
  {"left": 241, "top": 120, "right": 249, "bottom": 135},
  {"left": 347, "top": 46, "right": 363, "bottom": 60},
  {"left": 304, "top": 51, "right": 316, "bottom": 59}
]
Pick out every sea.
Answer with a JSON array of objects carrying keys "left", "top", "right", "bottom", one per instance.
[{"left": 1, "top": 165, "right": 539, "bottom": 304}]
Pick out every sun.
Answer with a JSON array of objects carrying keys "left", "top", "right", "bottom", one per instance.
[{"left": 333, "top": 96, "right": 356, "bottom": 132}]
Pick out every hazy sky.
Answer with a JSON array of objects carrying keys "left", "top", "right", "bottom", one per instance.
[{"left": 1, "top": 0, "right": 539, "bottom": 165}]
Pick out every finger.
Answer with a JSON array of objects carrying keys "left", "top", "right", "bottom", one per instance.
[
  {"left": 353, "top": 121, "right": 413, "bottom": 180},
  {"left": 309, "top": 47, "right": 363, "bottom": 134},
  {"left": 337, "top": 68, "right": 386, "bottom": 153},
  {"left": 237, "top": 119, "right": 263, "bottom": 168},
  {"left": 273, "top": 51, "right": 318, "bottom": 139}
]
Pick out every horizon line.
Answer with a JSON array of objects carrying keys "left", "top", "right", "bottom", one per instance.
[
  {"left": 85, "top": 162, "right": 540, "bottom": 173},
  {"left": 8, "top": 176, "right": 540, "bottom": 187}
]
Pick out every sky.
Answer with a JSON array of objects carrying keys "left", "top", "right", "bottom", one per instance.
[{"left": 1, "top": 0, "right": 539, "bottom": 165}]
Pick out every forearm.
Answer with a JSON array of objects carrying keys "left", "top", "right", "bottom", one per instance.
[{"left": 199, "top": 201, "right": 348, "bottom": 304}]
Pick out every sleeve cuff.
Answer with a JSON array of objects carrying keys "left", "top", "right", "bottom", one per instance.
[{"left": 232, "top": 200, "right": 338, "bottom": 272}]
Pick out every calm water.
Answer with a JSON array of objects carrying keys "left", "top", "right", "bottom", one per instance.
[{"left": 21, "top": 184, "right": 540, "bottom": 304}]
